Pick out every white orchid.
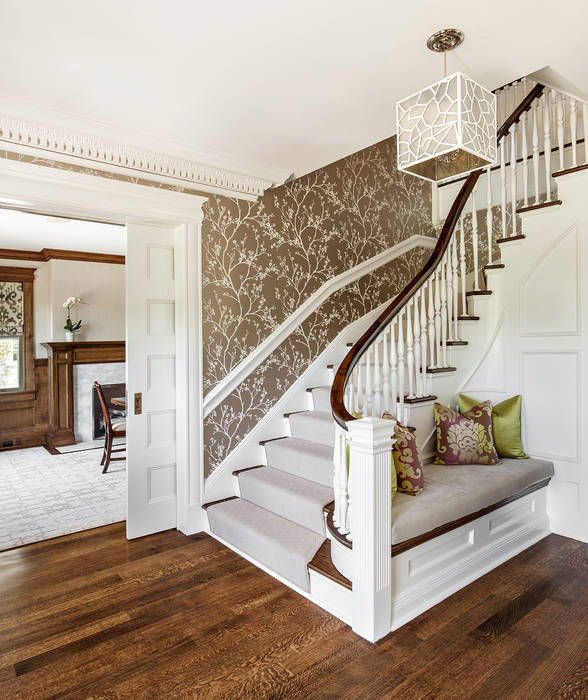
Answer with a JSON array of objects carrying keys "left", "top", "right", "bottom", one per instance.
[
  {"left": 62, "top": 297, "right": 88, "bottom": 333},
  {"left": 62, "top": 296, "right": 84, "bottom": 310}
]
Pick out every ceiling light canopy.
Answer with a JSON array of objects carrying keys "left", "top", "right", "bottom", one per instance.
[{"left": 396, "top": 29, "right": 497, "bottom": 183}]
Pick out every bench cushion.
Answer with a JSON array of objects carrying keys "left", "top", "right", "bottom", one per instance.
[{"left": 391, "top": 457, "right": 554, "bottom": 545}]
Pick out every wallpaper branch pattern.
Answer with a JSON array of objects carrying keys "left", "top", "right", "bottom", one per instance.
[{"left": 201, "top": 135, "right": 437, "bottom": 476}]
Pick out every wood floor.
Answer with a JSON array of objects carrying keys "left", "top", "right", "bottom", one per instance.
[{"left": 1, "top": 526, "right": 586, "bottom": 699}]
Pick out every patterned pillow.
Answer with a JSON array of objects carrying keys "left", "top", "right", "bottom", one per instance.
[
  {"left": 434, "top": 401, "right": 500, "bottom": 465},
  {"left": 383, "top": 412, "right": 424, "bottom": 495}
]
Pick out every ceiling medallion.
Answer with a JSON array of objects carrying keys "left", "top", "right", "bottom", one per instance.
[
  {"left": 396, "top": 29, "right": 497, "bottom": 183},
  {"left": 426, "top": 28, "right": 464, "bottom": 53}
]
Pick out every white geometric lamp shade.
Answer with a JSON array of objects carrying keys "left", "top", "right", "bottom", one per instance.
[{"left": 397, "top": 72, "right": 497, "bottom": 182}]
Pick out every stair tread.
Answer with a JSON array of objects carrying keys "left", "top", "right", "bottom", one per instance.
[
  {"left": 206, "top": 497, "right": 324, "bottom": 592},
  {"left": 308, "top": 540, "right": 352, "bottom": 590},
  {"left": 288, "top": 410, "right": 335, "bottom": 447},
  {"left": 516, "top": 199, "right": 562, "bottom": 214},
  {"left": 238, "top": 466, "right": 332, "bottom": 535},
  {"left": 458, "top": 315, "right": 480, "bottom": 321},
  {"left": 263, "top": 437, "right": 333, "bottom": 487}
]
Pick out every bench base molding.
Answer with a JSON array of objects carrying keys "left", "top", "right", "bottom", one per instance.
[{"left": 329, "top": 485, "right": 550, "bottom": 632}]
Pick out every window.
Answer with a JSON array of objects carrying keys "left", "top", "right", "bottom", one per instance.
[
  {"left": 0, "top": 280, "right": 24, "bottom": 392},
  {"left": 0, "top": 268, "right": 35, "bottom": 396},
  {"left": 0, "top": 336, "right": 22, "bottom": 390}
]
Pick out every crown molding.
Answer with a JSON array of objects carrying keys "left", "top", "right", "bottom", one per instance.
[
  {"left": 0, "top": 95, "right": 289, "bottom": 200},
  {"left": 0, "top": 247, "right": 125, "bottom": 265}
]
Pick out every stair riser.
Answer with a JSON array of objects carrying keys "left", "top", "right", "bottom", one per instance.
[
  {"left": 264, "top": 439, "right": 333, "bottom": 487},
  {"left": 288, "top": 412, "right": 335, "bottom": 447}
]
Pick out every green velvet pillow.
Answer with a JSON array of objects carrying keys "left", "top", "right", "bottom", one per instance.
[{"left": 458, "top": 394, "right": 528, "bottom": 459}]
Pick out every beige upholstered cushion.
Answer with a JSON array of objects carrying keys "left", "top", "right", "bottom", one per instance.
[{"left": 112, "top": 421, "right": 126, "bottom": 432}]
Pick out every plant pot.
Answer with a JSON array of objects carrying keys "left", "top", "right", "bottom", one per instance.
[{"left": 65, "top": 331, "right": 75, "bottom": 342}]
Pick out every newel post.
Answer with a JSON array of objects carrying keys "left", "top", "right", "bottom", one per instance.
[{"left": 347, "top": 416, "right": 394, "bottom": 642}]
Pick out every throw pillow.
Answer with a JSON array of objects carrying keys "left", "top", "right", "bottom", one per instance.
[
  {"left": 434, "top": 401, "right": 501, "bottom": 465},
  {"left": 383, "top": 412, "right": 424, "bottom": 495},
  {"left": 458, "top": 394, "right": 528, "bottom": 459}
]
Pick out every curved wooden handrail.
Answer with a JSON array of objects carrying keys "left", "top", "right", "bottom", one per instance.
[{"left": 331, "top": 82, "right": 545, "bottom": 430}]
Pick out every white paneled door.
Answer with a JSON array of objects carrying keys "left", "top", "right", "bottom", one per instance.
[{"left": 126, "top": 222, "right": 178, "bottom": 538}]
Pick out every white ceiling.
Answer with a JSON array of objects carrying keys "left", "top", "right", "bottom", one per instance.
[
  {"left": 0, "top": 209, "right": 126, "bottom": 255},
  {"left": 0, "top": 0, "right": 586, "bottom": 179}
]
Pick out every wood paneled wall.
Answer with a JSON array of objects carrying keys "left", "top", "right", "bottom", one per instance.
[{"left": 0, "top": 358, "right": 48, "bottom": 450}]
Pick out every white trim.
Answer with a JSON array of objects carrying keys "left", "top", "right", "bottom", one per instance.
[
  {"left": 203, "top": 234, "right": 436, "bottom": 417},
  {"left": 0, "top": 94, "right": 289, "bottom": 199}
]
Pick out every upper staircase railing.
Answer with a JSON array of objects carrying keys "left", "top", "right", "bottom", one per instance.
[{"left": 330, "top": 78, "right": 588, "bottom": 543}]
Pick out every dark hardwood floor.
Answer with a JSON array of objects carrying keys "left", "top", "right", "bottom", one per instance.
[{"left": 1, "top": 525, "right": 586, "bottom": 699}]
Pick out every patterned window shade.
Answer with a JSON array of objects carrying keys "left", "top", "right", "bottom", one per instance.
[{"left": 0, "top": 281, "right": 24, "bottom": 336}]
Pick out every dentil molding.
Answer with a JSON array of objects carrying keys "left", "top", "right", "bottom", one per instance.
[{"left": 0, "top": 97, "right": 288, "bottom": 199}]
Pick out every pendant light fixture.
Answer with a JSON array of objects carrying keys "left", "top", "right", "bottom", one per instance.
[{"left": 396, "top": 29, "right": 497, "bottom": 182}]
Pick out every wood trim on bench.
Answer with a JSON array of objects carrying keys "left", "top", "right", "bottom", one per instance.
[{"left": 325, "top": 477, "right": 552, "bottom": 556}]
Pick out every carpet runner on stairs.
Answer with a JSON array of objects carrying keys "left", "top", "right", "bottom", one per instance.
[{"left": 206, "top": 391, "right": 337, "bottom": 592}]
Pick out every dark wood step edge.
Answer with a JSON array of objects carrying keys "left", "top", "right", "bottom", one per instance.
[
  {"left": 283, "top": 410, "right": 307, "bottom": 418},
  {"left": 497, "top": 234, "right": 526, "bottom": 244},
  {"left": 458, "top": 315, "right": 480, "bottom": 321},
  {"left": 308, "top": 539, "right": 352, "bottom": 591},
  {"left": 426, "top": 366, "right": 457, "bottom": 374},
  {"left": 465, "top": 290, "right": 492, "bottom": 297},
  {"left": 553, "top": 163, "right": 588, "bottom": 178},
  {"left": 404, "top": 394, "right": 437, "bottom": 405},
  {"left": 202, "top": 496, "right": 238, "bottom": 510},
  {"left": 516, "top": 199, "right": 562, "bottom": 214},
  {"left": 445, "top": 340, "right": 468, "bottom": 346},
  {"left": 259, "top": 436, "right": 288, "bottom": 446},
  {"left": 232, "top": 465, "right": 265, "bottom": 477},
  {"left": 484, "top": 264, "right": 505, "bottom": 270}
]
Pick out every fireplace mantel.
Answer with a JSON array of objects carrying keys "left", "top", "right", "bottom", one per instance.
[{"left": 42, "top": 341, "right": 125, "bottom": 447}]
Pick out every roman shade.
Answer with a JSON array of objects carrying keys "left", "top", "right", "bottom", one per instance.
[{"left": 0, "top": 281, "right": 24, "bottom": 335}]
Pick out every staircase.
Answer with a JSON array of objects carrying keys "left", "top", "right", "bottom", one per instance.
[{"left": 204, "top": 77, "right": 588, "bottom": 632}]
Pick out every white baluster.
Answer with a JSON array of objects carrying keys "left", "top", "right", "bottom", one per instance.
[
  {"left": 471, "top": 187, "right": 480, "bottom": 287},
  {"left": 583, "top": 103, "right": 588, "bottom": 165},
  {"left": 364, "top": 346, "right": 373, "bottom": 417},
  {"left": 543, "top": 93, "right": 552, "bottom": 202},
  {"left": 556, "top": 91, "right": 565, "bottom": 171},
  {"left": 486, "top": 165, "right": 493, "bottom": 264},
  {"left": 521, "top": 111, "right": 529, "bottom": 208},
  {"left": 451, "top": 237, "right": 459, "bottom": 342},
  {"left": 406, "top": 301, "right": 414, "bottom": 399},
  {"left": 570, "top": 98, "right": 578, "bottom": 169},
  {"left": 500, "top": 139, "right": 507, "bottom": 239},
  {"left": 440, "top": 258, "right": 448, "bottom": 368},
  {"left": 381, "top": 327, "right": 390, "bottom": 415},
  {"left": 533, "top": 99, "right": 540, "bottom": 204},
  {"left": 356, "top": 354, "right": 364, "bottom": 417},
  {"left": 419, "top": 288, "right": 429, "bottom": 395},
  {"left": 510, "top": 124, "right": 517, "bottom": 235},
  {"left": 446, "top": 247, "right": 454, "bottom": 342},
  {"left": 434, "top": 271, "right": 442, "bottom": 368},
  {"left": 427, "top": 278, "right": 435, "bottom": 372},
  {"left": 333, "top": 425, "right": 349, "bottom": 534},
  {"left": 397, "top": 310, "right": 405, "bottom": 422},
  {"left": 459, "top": 218, "right": 467, "bottom": 317},
  {"left": 373, "top": 338, "right": 382, "bottom": 418},
  {"left": 347, "top": 375, "right": 355, "bottom": 416},
  {"left": 413, "top": 293, "right": 422, "bottom": 397},
  {"left": 390, "top": 318, "right": 398, "bottom": 420}
]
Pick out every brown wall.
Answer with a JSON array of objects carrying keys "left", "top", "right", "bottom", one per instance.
[
  {"left": 201, "top": 135, "right": 436, "bottom": 476},
  {"left": 0, "top": 359, "right": 48, "bottom": 450}
]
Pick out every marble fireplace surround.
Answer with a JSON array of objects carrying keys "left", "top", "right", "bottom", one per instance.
[
  {"left": 42, "top": 341, "right": 125, "bottom": 448},
  {"left": 74, "top": 363, "right": 125, "bottom": 442}
]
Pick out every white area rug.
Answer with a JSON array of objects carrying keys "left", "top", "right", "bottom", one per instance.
[
  {"left": 57, "top": 437, "right": 125, "bottom": 454},
  {"left": 0, "top": 446, "right": 125, "bottom": 552}
]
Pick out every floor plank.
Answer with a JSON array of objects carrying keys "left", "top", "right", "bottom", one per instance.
[{"left": 0, "top": 525, "right": 586, "bottom": 699}]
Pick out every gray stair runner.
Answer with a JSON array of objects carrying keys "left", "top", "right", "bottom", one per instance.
[
  {"left": 207, "top": 498, "right": 325, "bottom": 591},
  {"left": 288, "top": 410, "right": 335, "bottom": 447},
  {"left": 309, "top": 385, "right": 331, "bottom": 411},
  {"left": 263, "top": 437, "right": 333, "bottom": 487},
  {"left": 237, "top": 466, "right": 332, "bottom": 535}
]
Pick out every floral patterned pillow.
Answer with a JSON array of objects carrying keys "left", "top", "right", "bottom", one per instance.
[
  {"left": 383, "top": 412, "right": 424, "bottom": 495},
  {"left": 434, "top": 401, "right": 500, "bottom": 465}
]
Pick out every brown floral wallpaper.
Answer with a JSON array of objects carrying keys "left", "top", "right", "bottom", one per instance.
[{"left": 201, "top": 136, "right": 437, "bottom": 475}]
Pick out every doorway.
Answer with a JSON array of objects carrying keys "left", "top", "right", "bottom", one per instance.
[{"left": 0, "top": 158, "right": 206, "bottom": 548}]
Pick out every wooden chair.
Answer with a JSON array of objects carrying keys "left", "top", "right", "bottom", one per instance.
[{"left": 94, "top": 381, "right": 126, "bottom": 474}]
